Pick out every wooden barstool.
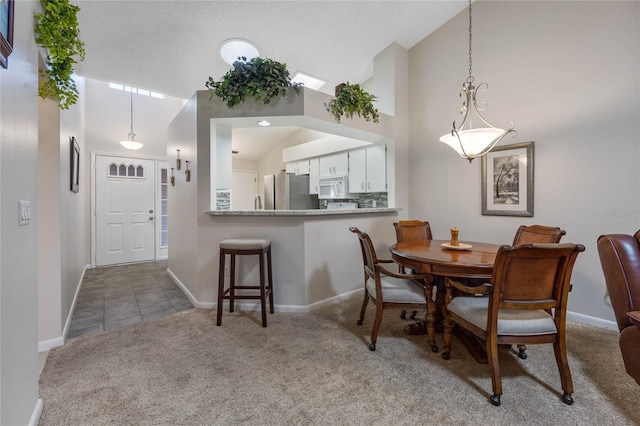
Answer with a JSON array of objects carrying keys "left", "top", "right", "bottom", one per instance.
[{"left": 216, "top": 238, "right": 274, "bottom": 327}]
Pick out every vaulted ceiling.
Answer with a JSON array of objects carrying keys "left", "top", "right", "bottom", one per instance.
[{"left": 74, "top": 0, "right": 468, "bottom": 100}]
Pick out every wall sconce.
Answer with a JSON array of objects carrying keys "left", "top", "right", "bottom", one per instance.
[
  {"left": 176, "top": 149, "right": 182, "bottom": 170},
  {"left": 185, "top": 160, "right": 191, "bottom": 182},
  {"left": 170, "top": 168, "right": 175, "bottom": 186}
]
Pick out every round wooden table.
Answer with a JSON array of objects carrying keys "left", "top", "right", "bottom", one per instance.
[
  {"left": 390, "top": 239, "right": 502, "bottom": 362},
  {"left": 391, "top": 239, "right": 500, "bottom": 279}
]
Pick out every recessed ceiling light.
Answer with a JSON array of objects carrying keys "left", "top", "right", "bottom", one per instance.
[
  {"left": 218, "top": 38, "right": 260, "bottom": 65},
  {"left": 257, "top": 120, "right": 271, "bottom": 127},
  {"left": 291, "top": 72, "right": 326, "bottom": 90}
]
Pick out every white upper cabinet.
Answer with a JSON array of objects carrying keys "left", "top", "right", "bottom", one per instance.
[
  {"left": 286, "top": 159, "right": 310, "bottom": 175},
  {"left": 319, "top": 152, "right": 349, "bottom": 178},
  {"left": 348, "top": 144, "right": 386, "bottom": 193},
  {"left": 309, "top": 158, "right": 320, "bottom": 194}
]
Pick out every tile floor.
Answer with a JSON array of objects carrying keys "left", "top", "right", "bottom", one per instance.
[{"left": 68, "top": 260, "right": 194, "bottom": 339}]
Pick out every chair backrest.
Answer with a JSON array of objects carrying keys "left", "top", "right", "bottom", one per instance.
[
  {"left": 490, "top": 243, "right": 585, "bottom": 315},
  {"left": 597, "top": 233, "right": 640, "bottom": 331},
  {"left": 349, "top": 226, "right": 379, "bottom": 279},
  {"left": 512, "top": 225, "right": 566, "bottom": 245},
  {"left": 394, "top": 220, "right": 433, "bottom": 243}
]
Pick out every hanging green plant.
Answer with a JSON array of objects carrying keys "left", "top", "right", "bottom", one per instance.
[
  {"left": 34, "top": 0, "right": 86, "bottom": 110},
  {"left": 205, "top": 56, "right": 302, "bottom": 108},
  {"left": 325, "top": 82, "right": 380, "bottom": 124}
]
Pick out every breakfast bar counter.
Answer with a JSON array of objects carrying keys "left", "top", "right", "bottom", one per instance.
[
  {"left": 205, "top": 207, "right": 400, "bottom": 216},
  {"left": 183, "top": 207, "right": 401, "bottom": 312}
]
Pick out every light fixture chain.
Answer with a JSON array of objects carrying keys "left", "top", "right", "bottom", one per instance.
[
  {"left": 468, "top": 0, "right": 473, "bottom": 81},
  {"left": 130, "top": 90, "right": 134, "bottom": 133}
]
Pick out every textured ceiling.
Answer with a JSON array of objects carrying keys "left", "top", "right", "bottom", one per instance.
[{"left": 74, "top": 0, "right": 468, "bottom": 100}]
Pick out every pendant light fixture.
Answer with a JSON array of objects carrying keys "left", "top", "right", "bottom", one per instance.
[
  {"left": 439, "top": 0, "right": 516, "bottom": 162},
  {"left": 120, "top": 90, "right": 143, "bottom": 150}
]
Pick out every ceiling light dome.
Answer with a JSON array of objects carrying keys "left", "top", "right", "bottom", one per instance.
[{"left": 218, "top": 38, "right": 260, "bottom": 65}]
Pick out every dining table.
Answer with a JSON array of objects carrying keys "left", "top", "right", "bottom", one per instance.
[{"left": 390, "top": 239, "right": 502, "bottom": 363}]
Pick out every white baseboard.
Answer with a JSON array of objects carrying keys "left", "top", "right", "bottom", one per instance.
[
  {"left": 567, "top": 310, "right": 617, "bottom": 331},
  {"left": 166, "top": 268, "right": 215, "bottom": 309},
  {"left": 38, "top": 336, "right": 64, "bottom": 352},
  {"left": 166, "top": 268, "right": 362, "bottom": 314},
  {"left": 29, "top": 399, "right": 43, "bottom": 426},
  {"left": 305, "top": 288, "right": 362, "bottom": 313},
  {"left": 38, "top": 264, "right": 90, "bottom": 353},
  {"left": 140, "top": 270, "right": 627, "bottom": 332}
]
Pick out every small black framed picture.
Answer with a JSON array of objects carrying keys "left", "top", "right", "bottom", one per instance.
[{"left": 70, "top": 136, "right": 80, "bottom": 193}]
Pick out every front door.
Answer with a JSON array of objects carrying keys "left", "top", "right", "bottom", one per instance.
[{"left": 95, "top": 155, "right": 156, "bottom": 266}]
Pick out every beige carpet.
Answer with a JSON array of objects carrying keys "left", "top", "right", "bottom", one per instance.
[{"left": 39, "top": 295, "right": 639, "bottom": 425}]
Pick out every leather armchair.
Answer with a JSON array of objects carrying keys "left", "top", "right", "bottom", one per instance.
[{"left": 597, "top": 232, "right": 640, "bottom": 385}]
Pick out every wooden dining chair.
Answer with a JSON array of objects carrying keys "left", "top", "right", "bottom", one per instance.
[
  {"left": 350, "top": 227, "right": 435, "bottom": 351},
  {"left": 393, "top": 220, "right": 433, "bottom": 320},
  {"left": 441, "top": 243, "right": 585, "bottom": 406},
  {"left": 510, "top": 224, "right": 566, "bottom": 359},
  {"left": 394, "top": 220, "right": 433, "bottom": 243},
  {"left": 512, "top": 224, "right": 566, "bottom": 246}
]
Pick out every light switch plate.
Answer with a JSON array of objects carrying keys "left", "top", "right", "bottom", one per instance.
[{"left": 19, "top": 200, "right": 30, "bottom": 226}]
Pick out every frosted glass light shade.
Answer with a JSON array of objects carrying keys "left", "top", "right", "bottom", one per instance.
[
  {"left": 120, "top": 133, "right": 143, "bottom": 150},
  {"left": 439, "top": 128, "right": 506, "bottom": 159}
]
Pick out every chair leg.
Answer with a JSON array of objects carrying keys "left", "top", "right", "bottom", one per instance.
[
  {"left": 369, "top": 301, "right": 384, "bottom": 351},
  {"left": 259, "top": 251, "right": 267, "bottom": 327},
  {"left": 357, "top": 288, "right": 368, "bottom": 325},
  {"left": 266, "top": 248, "right": 274, "bottom": 314},
  {"left": 553, "top": 335, "right": 574, "bottom": 405},
  {"left": 229, "top": 254, "right": 236, "bottom": 313},
  {"left": 216, "top": 250, "right": 226, "bottom": 326},
  {"left": 487, "top": 333, "right": 502, "bottom": 406}
]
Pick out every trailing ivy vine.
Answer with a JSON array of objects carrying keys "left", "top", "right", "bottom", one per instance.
[
  {"left": 205, "top": 56, "right": 302, "bottom": 108},
  {"left": 325, "top": 82, "right": 379, "bottom": 124},
  {"left": 34, "top": 0, "right": 86, "bottom": 110}
]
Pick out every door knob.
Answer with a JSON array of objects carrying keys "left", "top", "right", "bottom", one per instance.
[
  {"left": 149, "top": 209, "right": 154, "bottom": 213},
  {"left": 149, "top": 217, "right": 154, "bottom": 220}
]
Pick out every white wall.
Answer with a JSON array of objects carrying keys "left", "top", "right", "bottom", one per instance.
[
  {"left": 58, "top": 76, "right": 89, "bottom": 342},
  {"left": 84, "top": 78, "right": 186, "bottom": 159},
  {"left": 38, "top": 95, "right": 63, "bottom": 347},
  {"left": 0, "top": 0, "right": 42, "bottom": 423},
  {"left": 408, "top": 0, "right": 640, "bottom": 322}
]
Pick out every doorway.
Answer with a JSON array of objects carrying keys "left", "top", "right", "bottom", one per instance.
[
  {"left": 232, "top": 170, "right": 258, "bottom": 210},
  {"left": 93, "top": 154, "right": 158, "bottom": 266}
]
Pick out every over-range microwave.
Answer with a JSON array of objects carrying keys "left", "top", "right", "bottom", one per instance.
[{"left": 318, "top": 176, "right": 355, "bottom": 199}]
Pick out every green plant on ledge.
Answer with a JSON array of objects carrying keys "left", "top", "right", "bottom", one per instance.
[
  {"left": 325, "top": 82, "right": 380, "bottom": 124},
  {"left": 34, "top": 0, "right": 86, "bottom": 110},
  {"left": 205, "top": 56, "right": 302, "bottom": 108}
]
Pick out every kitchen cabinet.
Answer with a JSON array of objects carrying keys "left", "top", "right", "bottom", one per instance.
[
  {"left": 319, "top": 152, "right": 348, "bottom": 178},
  {"left": 309, "top": 157, "right": 320, "bottom": 194},
  {"left": 348, "top": 144, "right": 386, "bottom": 193},
  {"left": 286, "top": 159, "right": 310, "bottom": 175}
]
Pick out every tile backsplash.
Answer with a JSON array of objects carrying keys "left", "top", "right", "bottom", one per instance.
[{"left": 319, "top": 192, "right": 387, "bottom": 209}]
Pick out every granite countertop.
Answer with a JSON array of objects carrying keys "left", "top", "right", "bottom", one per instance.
[{"left": 205, "top": 207, "right": 401, "bottom": 216}]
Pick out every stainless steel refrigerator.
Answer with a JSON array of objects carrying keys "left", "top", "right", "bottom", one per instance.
[{"left": 264, "top": 171, "right": 318, "bottom": 210}]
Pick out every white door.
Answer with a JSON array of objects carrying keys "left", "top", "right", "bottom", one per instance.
[
  {"left": 95, "top": 155, "right": 156, "bottom": 266},
  {"left": 232, "top": 170, "right": 257, "bottom": 210}
]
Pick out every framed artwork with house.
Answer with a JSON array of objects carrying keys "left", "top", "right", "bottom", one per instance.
[
  {"left": 481, "top": 141, "right": 534, "bottom": 217},
  {"left": 0, "top": 0, "right": 14, "bottom": 69}
]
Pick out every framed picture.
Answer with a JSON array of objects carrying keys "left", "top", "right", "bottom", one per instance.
[
  {"left": 481, "top": 141, "right": 534, "bottom": 217},
  {"left": 70, "top": 136, "right": 80, "bottom": 193},
  {"left": 0, "top": 0, "right": 14, "bottom": 69}
]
